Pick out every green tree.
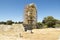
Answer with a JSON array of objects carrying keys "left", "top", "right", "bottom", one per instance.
[
  {"left": 0, "top": 21, "right": 6, "bottom": 24},
  {"left": 42, "top": 16, "right": 56, "bottom": 28},
  {"left": 6, "top": 20, "right": 13, "bottom": 25},
  {"left": 37, "top": 22, "right": 43, "bottom": 29}
]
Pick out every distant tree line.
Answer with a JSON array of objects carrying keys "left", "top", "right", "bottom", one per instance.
[
  {"left": 37, "top": 16, "right": 60, "bottom": 28},
  {"left": 0, "top": 20, "right": 23, "bottom": 25},
  {"left": 0, "top": 16, "right": 60, "bottom": 28}
]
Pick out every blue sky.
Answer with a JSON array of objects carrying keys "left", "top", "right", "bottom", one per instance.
[{"left": 0, "top": 0, "right": 60, "bottom": 22}]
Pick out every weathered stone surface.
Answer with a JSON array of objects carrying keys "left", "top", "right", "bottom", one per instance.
[
  {"left": 0, "top": 24, "right": 24, "bottom": 32},
  {"left": 23, "top": 3, "right": 37, "bottom": 29}
]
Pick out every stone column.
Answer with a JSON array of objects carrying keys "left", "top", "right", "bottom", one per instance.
[{"left": 23, "top": 3, "right": 37, "bottom": 30}]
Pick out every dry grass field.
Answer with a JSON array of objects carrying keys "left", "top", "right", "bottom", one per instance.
[
  {"left": 0, "top": 24, "right": 60, "bottom": 40},
  {"left": 21, "top": 28, "right": 60, "bottom": 40}
]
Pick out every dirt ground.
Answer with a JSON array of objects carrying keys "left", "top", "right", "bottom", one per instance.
[{"left": 0, "top": 28, "right": 60, "bottom": 40}]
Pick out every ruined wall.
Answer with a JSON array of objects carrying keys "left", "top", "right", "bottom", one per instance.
[{"left": 23, "top": 3, "right": 37, "bottom": 29}]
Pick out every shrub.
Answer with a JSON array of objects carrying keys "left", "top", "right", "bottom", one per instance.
[{"left": 6, "top": 20, "right": 13, "bottom": 25}]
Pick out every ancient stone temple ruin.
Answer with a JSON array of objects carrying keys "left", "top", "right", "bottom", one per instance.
[{"left": 23, "top": 3, "right": 37, "bottom": 30}]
